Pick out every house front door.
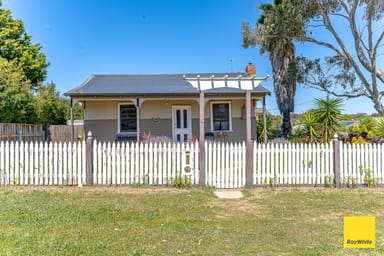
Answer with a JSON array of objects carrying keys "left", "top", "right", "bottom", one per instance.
[{"left": 172, "top": 106, "right": 192, "bottom": 142}]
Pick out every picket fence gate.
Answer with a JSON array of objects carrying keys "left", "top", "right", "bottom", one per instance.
[{"left": 1, "top": 140, "right": 384, "bottom": 188}]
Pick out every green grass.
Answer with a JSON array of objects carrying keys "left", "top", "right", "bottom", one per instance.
[{"left": 1, "top": 187, "right": 384, "bottom": 255}]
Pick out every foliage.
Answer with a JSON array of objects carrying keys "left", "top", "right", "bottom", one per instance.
[
  {"left": 171, "top": 175, "right": 192, "bottom": 189},
  {"left": 342, "top": 176, "right": 357, "bottom": 188},
  {"left": 299, "top": 111, "right": 318, "bottom": 142},
  {"left": 0, "top": 58, "right": 36, "bottom": 123},
  {"left": 256, "top": 114, "right": 274, "bottom": 142},
  {"left": 293, "top": 98, "right": 343, "bottom": 143},
  {"left": 324, "top": 175, "right": 334, "bottom": 188},
  {"left": 262, "top": 177, "right": 277, "bottom": 189},
  {"left": 0, "top": 7, "right": 48, "bottom": 87},
  {"left": 34, "top": 82, "right": 67, "bottom": 125},
  {"left": 313, "top": 97, "right": 343, "bottom": 143},
  {"left": 342, "top": 116, "right": 384, "bottom": 144},
  {"left": 242, "top": 0, "right": 312, "bottom": 137},
  {"left": 373, "top": 118, "right": 384, "bottom": 139},
  {"left": 0, "top": 4, "right": 67, "bottom": 125},
  {"left": 292, "top": 0, "right": 384, "bottom": 114},
  {"left": 359, "top": 166, "right": 377, "bottom": 188},
  {"left": 60, "top": 98, "right": 84, "bottom": 121}
]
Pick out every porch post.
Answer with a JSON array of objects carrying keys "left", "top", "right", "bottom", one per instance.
[
  {"left": 246, "top": 90, "right": 253, "bottom": 186},
  {"left": 70, "top": 98, "right": 74, "bottom": 143},
  {"left": 254, "top": 99, "right": 258, "bottom": 143},
  {"left": 136, "top": 98, "right": 140, "bottom": 142},
  {"left": 263, "top": 96, "right": 267, "bottom": 143},
  {"left": 199, "top": 90, "right": 206, "bottom": 186}
]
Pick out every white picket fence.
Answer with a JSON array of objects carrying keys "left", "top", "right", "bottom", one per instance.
[
  {"left": 205, "top": 142, "right": 247, "bottom": 188},
  {"left": 1, "top": 140, "right": 384, "bottom": 188},
  {"left": 254, "top": 143, "right": 334, "bottom": 186},
  {"left": 92, "top": 141, "right": 199, "bottom": 185},
  {"left": 0, "top": 141, "right": 85, "bottom": 185},
  {"left": 340, "top": 143, "right": 384, "bottom": 185}
]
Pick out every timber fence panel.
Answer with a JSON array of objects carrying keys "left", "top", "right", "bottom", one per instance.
[
  {"left": 92, "top": 141, "right": 199, "bottom": 186},
  {"left": 253, "top": 142, "right": 333, "bottom": 187},
  {"left": 0, "top": 123, "right": 44, "bottom": 142},
  {"left": 339, "top": 142, "right": 384, "bottom": 186},
  {"left": 3, "top": 139, "right": 384, "bottom": 188},
  {"left": 0, "top": 141, "right": 85, "bottom": 185}
]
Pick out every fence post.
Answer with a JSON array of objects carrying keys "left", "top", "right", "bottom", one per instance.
[
  {"left": 86, "top": 131, "right": 93, "bottom": 186},
  {"left": 16, "top": 127, "right": 21, "bottom": 143},
  {"left": 245, "top": 90, "right": 253, "bottom": 186},
  {"left": 199, "top": 90, "right": 206, "bottom": 186},
  {"left": 332, "top": 133, "right": 341, "bottom": 188}
]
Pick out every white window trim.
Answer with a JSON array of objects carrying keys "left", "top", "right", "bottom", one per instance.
[
  {"left": 117, "top": 103, "right": 137, "bottom": 134},
  {"left": 210, "top": 101, "right": 232, "bottom": 132}
]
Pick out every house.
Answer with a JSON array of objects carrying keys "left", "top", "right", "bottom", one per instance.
[{"left": 65, "top": 73, "right": 271, "bottom": 143}]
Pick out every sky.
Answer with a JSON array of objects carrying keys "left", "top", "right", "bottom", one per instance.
[{"left": 1, "top": 0, "right": 381, "bottom": 115}]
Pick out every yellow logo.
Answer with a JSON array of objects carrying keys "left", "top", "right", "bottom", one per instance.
[{"left": 344, "top": 216, "right": 375, "bottom": 249}]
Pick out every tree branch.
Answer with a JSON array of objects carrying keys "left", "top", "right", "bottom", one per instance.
[
  {"left": 315, "top": 0, "right": 374, "bottom": 96},
  {"left": 306, "top": 84, "right": 369, "bottom": 99},
  {"left": 332, "top": 13, "right": 349, "bottom": 20},
  {"left": 302, "top": 37, "right": 343, "bottom": 55},
  {"left": 339, "top": 0, "right": 350, "bottom": 14}
]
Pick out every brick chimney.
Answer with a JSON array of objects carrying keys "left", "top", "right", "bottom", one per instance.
[{"left": 245, "top": 62, "right": 256, "bottom": 76}]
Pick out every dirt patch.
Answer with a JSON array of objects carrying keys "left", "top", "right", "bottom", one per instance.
[{"left": 207, "top": 196, "right": 269, "bottom": 218}]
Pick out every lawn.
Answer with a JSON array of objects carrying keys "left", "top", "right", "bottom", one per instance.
[{"left": 0, "top": 186, "right": 384, "bottom": 256}]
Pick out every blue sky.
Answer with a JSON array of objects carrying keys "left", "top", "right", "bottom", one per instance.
[{"left": 2, "top": 0, "right": 379, "bottom": 115}]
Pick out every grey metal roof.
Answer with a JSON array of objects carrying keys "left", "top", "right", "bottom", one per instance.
[{"left": 65, "top": 73, "right": 271, "bottom": 97}]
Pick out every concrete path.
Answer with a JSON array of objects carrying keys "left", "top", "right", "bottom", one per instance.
[{"left": 214, "top": 189, "right": 243, "bottom": 199}]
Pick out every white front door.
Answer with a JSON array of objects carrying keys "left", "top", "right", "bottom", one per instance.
[{"left": 172, "top": 106, "right": 192, "bottom": 142}]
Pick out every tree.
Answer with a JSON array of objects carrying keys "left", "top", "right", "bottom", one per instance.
[
  {"left": 313, "top": 97, "right": 343, "bottom": 142},
  {"left": 34, "top": 82, "right": 67, "bottom": 125},
  {"left": 0, "top": 6, "right": 48, "bottom": 87},
  {"left": 300, "top": 111, "right": 318, "bottom": 143},
  {"left": 0, "top": 57, "right": 36, "bottom": 123},
  {"left": 294, "top": 0, "right": 384, "bottom": 113},
  {"left": 61, "top": 98, "right": 84, "bottom": 121},
  {"left": 293, "top": 98, "right": 342, "bottom": 142},
  {"left": 256, "top": 115, "right": 274, "bottom": 142},
  {"left": 243, "top": 0, "right": 310, "bottom": 137}
]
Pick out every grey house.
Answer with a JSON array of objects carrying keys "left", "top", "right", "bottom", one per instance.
[{"left": 65, "top": 73, "right": 271, "bottom": 142}]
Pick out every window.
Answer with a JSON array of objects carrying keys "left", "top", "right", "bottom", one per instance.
[
  {"left": 118, "top": 104, "right": 137, "bottom": 132},
  {"left": 211, "top": 102, "right": 231, "bottom": 131}
]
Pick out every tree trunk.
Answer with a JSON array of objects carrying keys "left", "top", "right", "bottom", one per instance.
[
  {"left": 270, "top": 44, "right": 296, "bottom": 137},
  {"left": 282, "top": 112, "right": 291, "bottom": 137}
]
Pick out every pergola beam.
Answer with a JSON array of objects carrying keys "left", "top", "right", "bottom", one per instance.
[{"left": 183, "top": 74, "right": 269, "bottom": 188}]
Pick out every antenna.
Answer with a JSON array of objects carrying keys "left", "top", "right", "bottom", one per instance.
[{"left": 229, "top": 58, "right": 233, "bottom": 73}]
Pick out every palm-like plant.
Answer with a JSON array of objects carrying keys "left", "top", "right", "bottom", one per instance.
[
  {"left": 313, "top": 98, "right": 343, "bottom": 143},
  {"left": 243, "top": 0, "right": 305, "bottom": 138},
  {"left": 256, "top": 115, "right": 274, "bottom": 142},
  {"left": 373, "top": 118, "right": 384, "bottom": 139},
  {"left": 301, "top": 111, "right": 318, "bottom": 143}
]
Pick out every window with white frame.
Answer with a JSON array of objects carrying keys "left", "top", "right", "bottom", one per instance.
[
  {"left": 118, "top": 104, "right": 137, "bottom": 133},
  {"left": 211, "top": 101, "right": 231, "bottom": 131}
]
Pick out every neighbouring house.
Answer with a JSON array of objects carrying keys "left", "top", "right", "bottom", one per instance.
[{"left": 65, "top": 73, "right": 270, "bottom": 143}]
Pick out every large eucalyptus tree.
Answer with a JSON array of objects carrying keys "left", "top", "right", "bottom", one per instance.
[
  {"left": 294, "top": 0, "right": 384, "bottom": 114},
  {"left": 242, "top": 0, "right": 309, "bottom": 137}
]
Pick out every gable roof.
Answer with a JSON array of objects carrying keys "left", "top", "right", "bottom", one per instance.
[{"left": 65, "top": 73, "right": 271, "bottom": 97}]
